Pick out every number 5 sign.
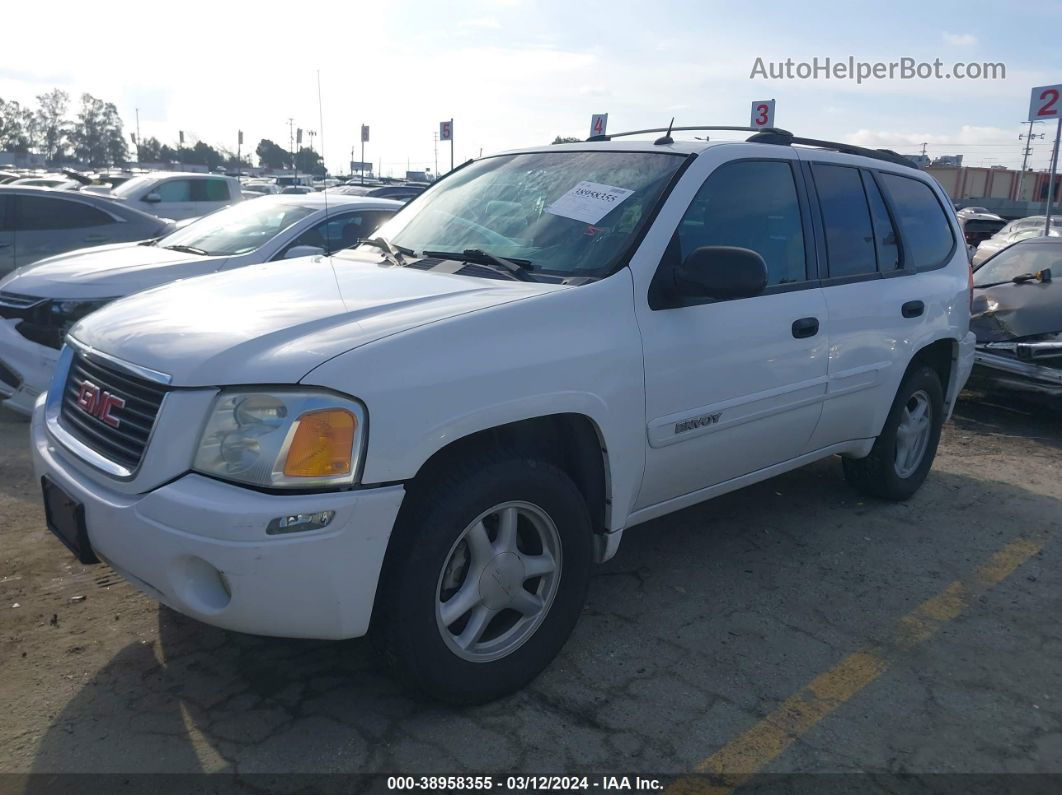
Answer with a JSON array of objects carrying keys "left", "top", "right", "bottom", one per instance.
[
  {"left": 750, "top": 99, "right": 776, "bottom": 129},
  {"left": 1030, "top": 84, "right": 1062, "bottom": 121}
]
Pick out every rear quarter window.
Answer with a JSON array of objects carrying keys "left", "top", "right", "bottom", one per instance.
[
  {"left": 194, "top": 179, "right": 231, "bottom": 202},
  {"left": 878, "top": 173, "right": 954, "bottom": 270}
]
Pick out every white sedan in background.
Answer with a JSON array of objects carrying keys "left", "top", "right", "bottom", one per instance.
[{"left": 0, "top": 193, "right": 401, "bottom": 414}]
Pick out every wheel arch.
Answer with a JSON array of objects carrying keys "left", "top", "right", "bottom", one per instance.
[{"left": 905, "top": 336, "right": 960, "bottom": 416}]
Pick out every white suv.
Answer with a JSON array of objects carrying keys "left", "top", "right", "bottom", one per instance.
[
  {"left": 31, "top": 127, "right": 975, "bottom": 703},
  {"left": 110, "top": 172, "right": 242, "bottom": 220}
]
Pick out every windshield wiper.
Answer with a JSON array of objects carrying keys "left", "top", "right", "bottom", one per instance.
[
  {"left": 163, "top": 244, "right": 209, "bottom": 256},
  {"left": 976, "top": 271, "right": 1049, "bottom": 289},
  {"left": 422, "top": 249, "right": 537, "bottom": 282},
  {"left": 358, "top": 236, "right": 406, "bottom": 268}
]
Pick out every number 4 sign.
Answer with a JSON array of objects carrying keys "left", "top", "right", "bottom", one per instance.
[
  {"left": 1030, "top": 84, "right": 1062, "bottom": 121},
  {"left": 750, "top": 99, "right": 776, "bottom": 129},
  {"left": 590, "top": 113, "right": 608, "bottom": 138}
]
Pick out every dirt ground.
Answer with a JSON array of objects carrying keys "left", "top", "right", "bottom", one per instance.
[{"left": 0, "top": 389, "right": 1059, "bottom": 785}]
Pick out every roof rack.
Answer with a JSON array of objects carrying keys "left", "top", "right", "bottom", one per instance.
[
  {"left": 746, "top": 130, "right": 917, "bottom": 169},
  {"left": 584, "top": 124, "right": 917, "bottom": 169},
  {"left": 586, "top": 125, "right": 793, "bottom": 142}
]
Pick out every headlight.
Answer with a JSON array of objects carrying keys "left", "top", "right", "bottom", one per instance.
[{"left": 193, "top": 390, "right": 367, "bottom": 489}]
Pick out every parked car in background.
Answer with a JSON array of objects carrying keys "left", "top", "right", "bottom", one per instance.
[
  {"left": 0, "top": 193, "right": 399, "bottom": 414},
  {"left": 109, "top": 172, "right": 242, "bottom": 220},
  {"left": 280, "top": 185, "right": 314, "bottom": 194},
  {"left": 970, "top": 237, "right": 1062, "bottom": 398},
  {"left": 958, "top": 209, "right": 1007, "bottom": 248},
  {"left": 957, "top": 206, "right": 993, "bottom": 217},
  {"left": 331, "top": 183, "right": 427, "bottom": 202},
  {"left": 9, "top": 176, "right": 76, "bottom": 189},
  {"left": 241, "top": 181, "right": 280, "bottom": 197},
  {"left": 971, "top": 216, "right": 1062, "bottom": 267},
  {"left": 0, "top": 186, "right": 174, "bottom": 273},
  {"left": 28, "top": 131, "right": 974, "bottom": 703},
  {"left": 0, "top": 172, "right": 19, "bottom": 184}
]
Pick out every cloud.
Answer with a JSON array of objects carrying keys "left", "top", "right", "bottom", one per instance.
[
  {"left": 942, "top": 31, "right": 978, "bottom": 46},
  {"left": 459, "top": 17, "right": 501, "bottom": 29}
]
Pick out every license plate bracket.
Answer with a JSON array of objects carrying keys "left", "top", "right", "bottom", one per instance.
[{"left": 41, "top": 476, "right": 99, "bottom": 565}]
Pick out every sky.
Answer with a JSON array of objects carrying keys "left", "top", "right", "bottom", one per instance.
[{"left": 2, "top": 0, "right": 1060, "bottom": 176}]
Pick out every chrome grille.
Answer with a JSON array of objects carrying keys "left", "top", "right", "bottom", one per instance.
[{"left": 59, "top": 352, "right": 168, "bottom": 471}]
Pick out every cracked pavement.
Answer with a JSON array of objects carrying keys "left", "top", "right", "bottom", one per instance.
[{"left": 0, "top": 389, "right": 1059, "bottom": 778}]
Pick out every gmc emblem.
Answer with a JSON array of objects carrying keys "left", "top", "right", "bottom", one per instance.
[{"left": 75, "top": 380, "right": 125, "bottom": 429}]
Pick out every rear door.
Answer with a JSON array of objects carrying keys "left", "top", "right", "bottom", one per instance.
[
  {"left": 801, "top": 156, "right": 956, "bottom": 448},
  {"left": 13, "top": 194, "right": 120, "bottom": 266},
  {"left": 193, "top": 177, "right": 235, "bottom": 217},
  {"left": 0, "top": 195, "right": 13, "bottom": 274}
]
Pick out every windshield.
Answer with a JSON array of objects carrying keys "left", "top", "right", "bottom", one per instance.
[
  {"left": 155, "top": 200, "right": 317, "bottom": 256},
  {"left": 363, "top": 150, "right": 687, "bottom": 277},
  {"left": 974, "top": 242, "right": 1062, "bottom": 286},
  {"left": 110, "top": 174, "right": 159, "bottom": 198}
]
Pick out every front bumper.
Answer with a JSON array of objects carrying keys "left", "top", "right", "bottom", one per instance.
[
  {"left": 31, "top": 400, "right": 405, "bottom": 640},
  {"left": 971, "top": 349, "right": 1062, "bottom": 398},
  {"left": 0, "top": 318, "right": 58, "bottom": 415}
]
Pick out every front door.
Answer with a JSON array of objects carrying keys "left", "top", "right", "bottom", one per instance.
[
  {"left": 634, "top": 151, "right": 829, "bottom": 509},
  {"left": 0, "top": 195, "right": 13, "bottom": 274}
]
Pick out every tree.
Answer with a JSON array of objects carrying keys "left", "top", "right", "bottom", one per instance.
[
  {"left": 256, "top": 138, "right": 291, "bottom": 170},
  {"left": 0, "top": 98, "right": 34, "bottom": 153},
  {"left": 294, "top": 146, "right": 324, "bottom": 175},
  {"left": 551, "top": 136, "right": 581, "bottom": 144},
  {"left": 174, "top": 141, "right": 225, "bottom": 170},
  {"left": 68, "top": 93, "right": 127, "bottom": 166},
  {"left": 35, "top": 89, "right": 69, "bottom": 161},
  {"left": 136, "top": 136, "right": 164, "bottom": 162}
]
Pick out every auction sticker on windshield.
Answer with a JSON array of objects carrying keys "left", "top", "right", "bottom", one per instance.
[{"left": 546, "top": 181, "right": 634, "bottom": 224}]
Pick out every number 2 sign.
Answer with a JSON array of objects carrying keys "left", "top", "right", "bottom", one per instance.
[
  {"left": 750, "top": 99, "right": 776, "bottom": 129},
  {"left": 1029, "top": 84, "right": 1062, "bottom": 121}
]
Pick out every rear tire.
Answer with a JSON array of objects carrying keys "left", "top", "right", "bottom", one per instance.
[
  {"left": 373, "top": 453, "right": 592, "bottom": 704},
  {"left": 842, "top": 365, "right": 944, "bottom": 501}
]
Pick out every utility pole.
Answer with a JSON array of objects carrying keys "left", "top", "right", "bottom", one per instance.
[
  {"left": 1045, "top": 117, "right": 1061, "bottom": 236},
  {"left": 433, "top": 131, "right": 438, "bottom": 179},
  {"left": 1017, "top": 120, "right": 1044, "bottom": 202},
  {"left": 288, "top": 117, "right": 295, "bottom": 179},
  {"left": 308, "top": 130, "right": 317, "bottom": 151},
  {"left": 135, "top": 108, "right": 142, "bottom": 163}
]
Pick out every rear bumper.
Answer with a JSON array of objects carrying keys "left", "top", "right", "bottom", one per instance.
[
  {"left": 0, "top": 318, "right": 58, "bottom": 415},
  {"left": 949, "top": 331, "right": 978, "bottom": 417},
  {"left": 31, "top": 400, "right": 405, "bottom": 640}
]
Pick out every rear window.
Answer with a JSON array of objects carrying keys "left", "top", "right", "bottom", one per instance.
[
  {"left": 194, "top": 179, "right": 230, "bottom": 202},
  {"left": 15, "top": 196, "right": 113, "bottom": 230},
  {"left": 878, "top": 173, "right": 954, "bottom": 269},
  {"left": 812, "top": 164, "right": 877, "bottom": 278}
]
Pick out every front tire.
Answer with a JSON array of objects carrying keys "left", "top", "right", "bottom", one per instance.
[
  {"left": 843, "top": 365, "right": 944, "bottom": 501},
  {"left": 374, "top": 454, "right": 592, "bottom": 704}
]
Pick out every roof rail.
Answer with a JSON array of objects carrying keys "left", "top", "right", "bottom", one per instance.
[
  {"left": 746, "top": 131, "right": 918, "bottom": 169},
  {"left": 586, "top": 125, "right": 793, "bottom": 142}
]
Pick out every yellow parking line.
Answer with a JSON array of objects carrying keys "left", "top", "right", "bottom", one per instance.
[{"left": 667, "top": 534, "right": 1046, "bottom": 795}]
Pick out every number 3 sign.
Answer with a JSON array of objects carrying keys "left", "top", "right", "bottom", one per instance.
[
  {"left": 750, "top": 99, "right": 776, "bottom": 129},
  {"left": 1029, "top": 84, "right": 1062, "bottom": 121}
]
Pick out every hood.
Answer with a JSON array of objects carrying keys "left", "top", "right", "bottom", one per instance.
[
  {"left": 70, "top": 253, "right": 563, "bottom": 386},
  {"left": 3, "top": 242, "right": 226, "bottom": 298},
  {"left": 971, "top": 281, "right": 1061, "bottom": 341}
]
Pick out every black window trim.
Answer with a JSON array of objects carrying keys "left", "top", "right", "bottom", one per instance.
[
  {"left": 860, "top": 168, "right": 907, "bottom": 274},
  {"left": 648, "top": 156, "right": 818, "bottom": 310}
]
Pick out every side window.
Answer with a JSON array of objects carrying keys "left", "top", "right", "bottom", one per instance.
[
  {"left": 193, "top": 179, "right": 230, "bottom": 202},
  {"left": 0, "top": 195, "right": 12, "bottom": 231},
  {"left": 15, "top": 196, "right": 113, "bottom": 230},
  {"left": 676, "top": 160, "right": 806, "bottom": 286},
  {"left": 811, "top": 164, "right": 876, "bottom": 278},
  {"left": 878, "top": 173, "right": 955, "bottom": 269},
  {"left": 861, "top": 172, "right": 900, "bottom": 270},
  {"left": 155, "top": 180, "right": 193, "bottom": 202}
]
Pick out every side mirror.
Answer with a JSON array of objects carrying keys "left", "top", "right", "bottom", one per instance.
[
  {"left": 672, "top": 246, "right": 768, "bottom": 300},
  {"left": 143, "top": 192, "right": 161, "bottom": 203},
  {"left": 283, "top": 245, "right": 325, "bottom": 260}
]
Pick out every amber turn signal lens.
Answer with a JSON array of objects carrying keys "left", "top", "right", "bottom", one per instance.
[{"left": 283, "top": 409, "right": 356, "bottom": 477}]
